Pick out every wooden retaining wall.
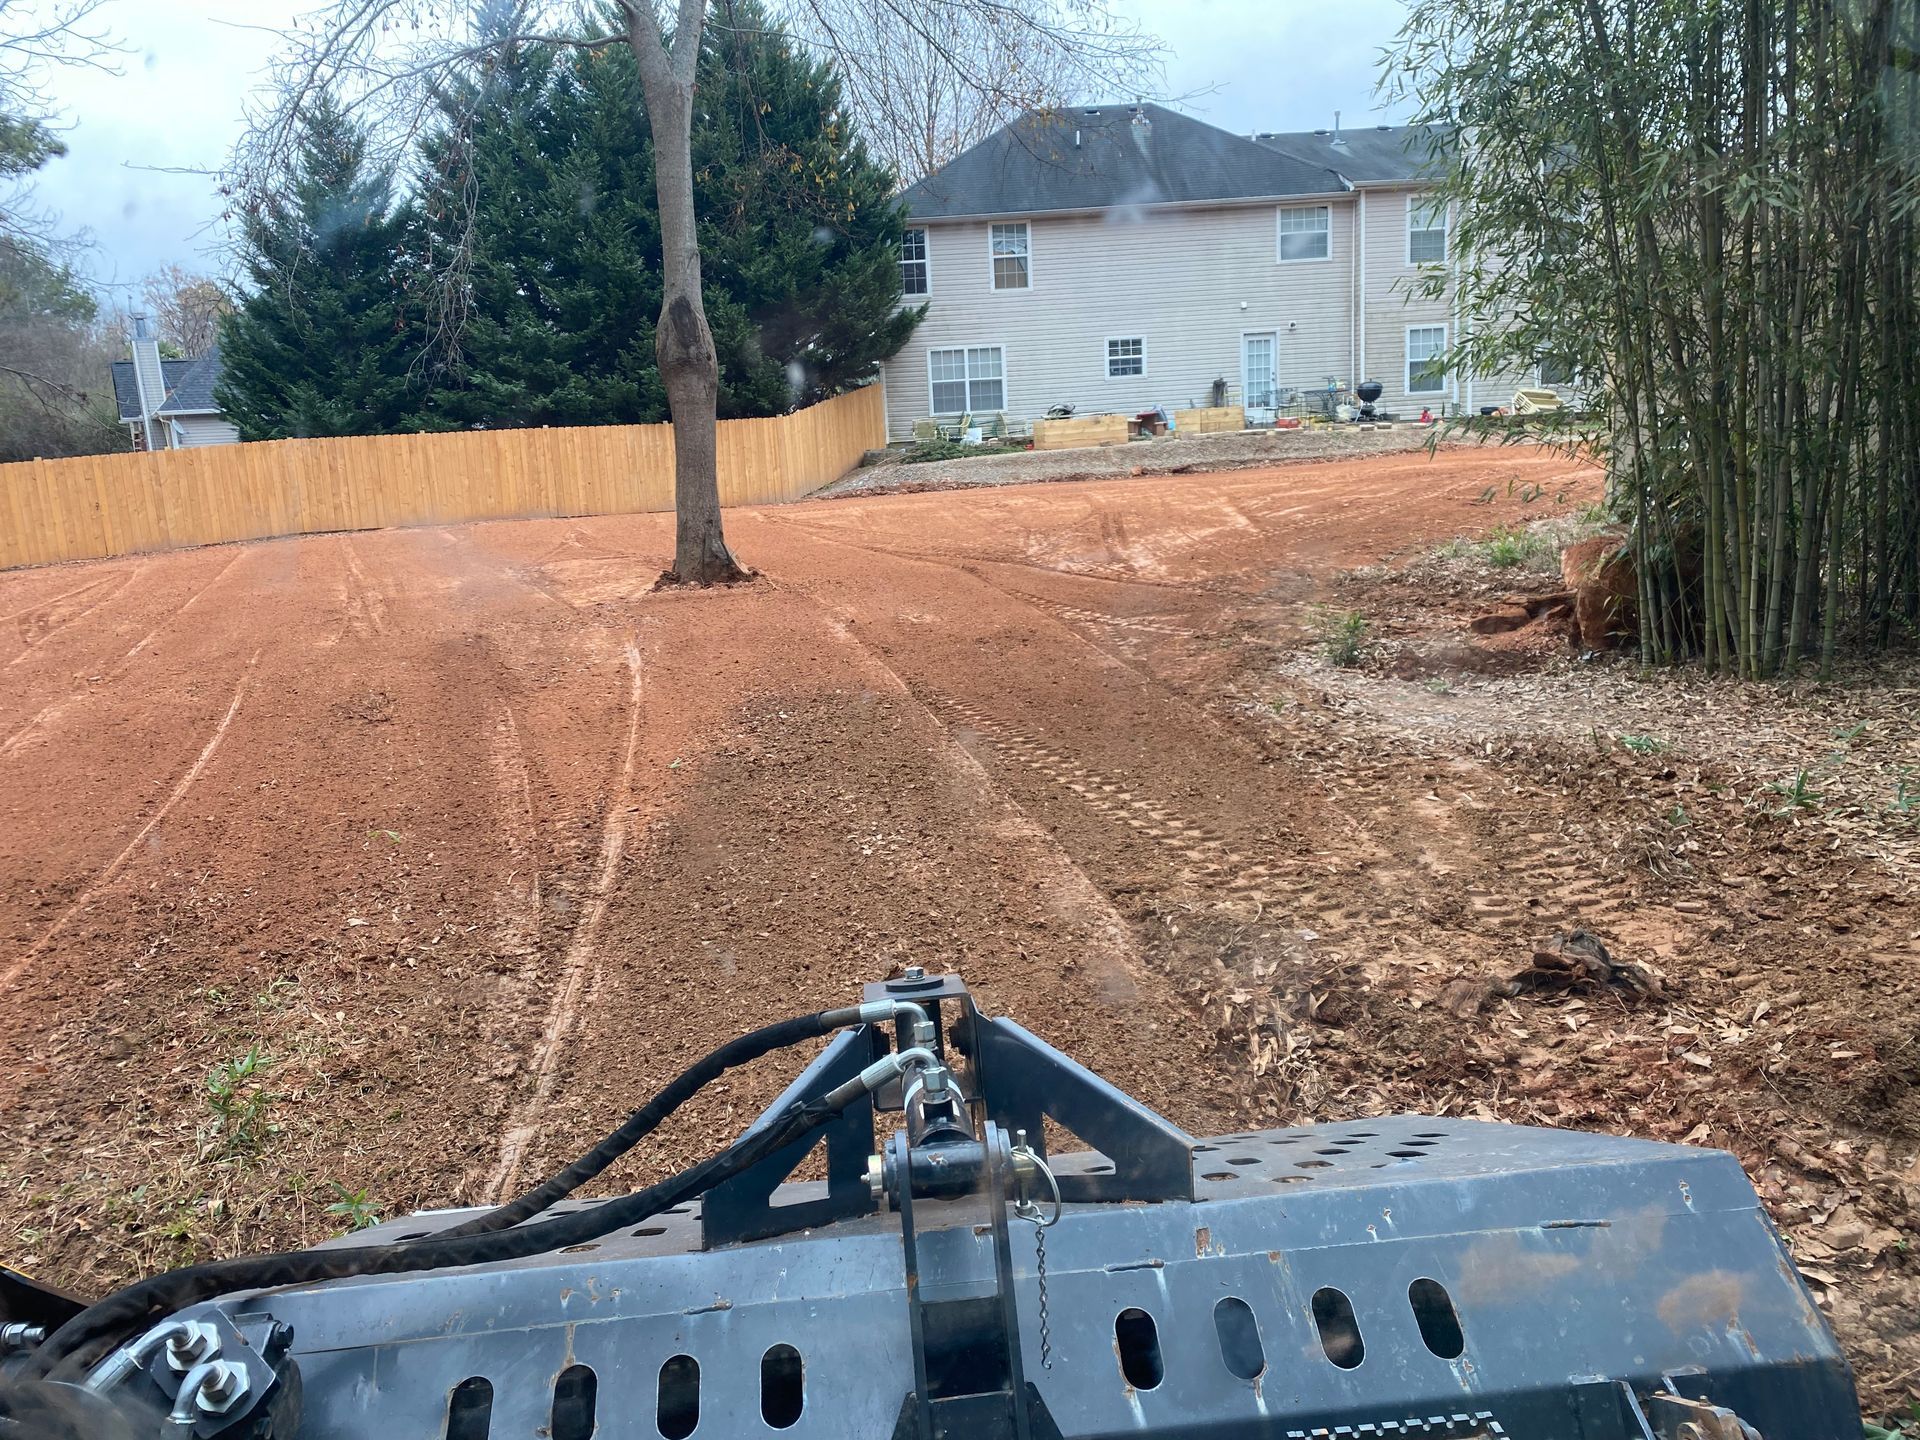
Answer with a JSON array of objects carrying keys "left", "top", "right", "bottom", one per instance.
[
  {"left": 1031, "top": 414, "right": 1130, "bottom": 451},
  {"left": 0, "top": 384, "right": 885, "bottom": 570},
  {"left": 1173, "top": 405, "right": 1246, "bottom": 435}
]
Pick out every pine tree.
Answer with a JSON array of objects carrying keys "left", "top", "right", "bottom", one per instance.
[
  {"left": 411, "top": 25, "right": 666, "bottom": 430},
  {"left": 693, "top": 3, "right": 922, "bottom": 415},
  {"left": 216, "top": 96, "right": 418, "bottom": 440},
  {"left": 404, "top": 3, "right": 919, "bottom": 428}
]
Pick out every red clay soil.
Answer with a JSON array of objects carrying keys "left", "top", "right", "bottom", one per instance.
[{"left": 3, "top": 443, "right": 1915, "bottom": 1414}]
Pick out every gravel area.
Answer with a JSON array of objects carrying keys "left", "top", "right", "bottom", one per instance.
[{"left": 821, "top": 423, "right": 1443, "bottom": 497}]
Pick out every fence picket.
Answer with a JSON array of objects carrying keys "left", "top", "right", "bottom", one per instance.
[{"left": 0, "top": 387, "right": 882, "bottom": 570}]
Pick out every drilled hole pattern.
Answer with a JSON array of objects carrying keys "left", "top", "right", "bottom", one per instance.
[{"left": 1197, "top": 1126, "right": 1451, "bottom": 1187}]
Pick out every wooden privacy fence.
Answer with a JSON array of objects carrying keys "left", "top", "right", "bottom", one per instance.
[{"left": 0, "top": 383, "right": 885, "bottom": 570}]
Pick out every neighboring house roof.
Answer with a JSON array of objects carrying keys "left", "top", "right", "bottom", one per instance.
[
  {"left": 109, "top": 358, "right": 193, "bottom": 423},
  {"left": 156, "top": 346, "right": 226, "bottom": 416},
  {"left": 899, "top": 105, "right": 1452, "bottom": 221},
  {"left": 900, "top": 103, "right": 1349, "bottom": 221},
  {"left": 1252, "top": 124, "right": 1453, "bottom": 185}
]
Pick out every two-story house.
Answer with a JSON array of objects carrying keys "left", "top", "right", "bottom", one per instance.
[{"left": 881, "top": 104, "right": 1481, "bottom": 441}]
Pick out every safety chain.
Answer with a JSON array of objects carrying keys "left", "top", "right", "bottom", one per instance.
[
  {"left": 1009, "top": 1130, "right": 1061, "bottom": 1371},
  {"left": 1032, "top": 1223, "right": 1052, "bottom": 1370}
]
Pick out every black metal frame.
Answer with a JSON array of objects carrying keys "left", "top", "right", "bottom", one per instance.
[{"left": 701, "top": 974, "right": 1194, "bottom": 1247}]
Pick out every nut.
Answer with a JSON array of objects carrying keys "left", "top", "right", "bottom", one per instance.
[
  {"left": 194, "top": 1360, "right": 251, "bottom": 1416},
  {"left": 163, "top": 1321, "right": 220, "bottom": 1373}
]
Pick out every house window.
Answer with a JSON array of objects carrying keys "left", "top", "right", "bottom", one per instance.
[
  {"left": 929, "top": 346, "right": 1005, "bottom": 415},
  {"left": 900, "top": 228, "right": 929, "bottom": 296},
  {"left": 990, "top": 222, "right": 1030, "bottom": 290},
  {"left": 1539, "top": 355, "right": 1576, "bottom": 387},
  {"left": 1107, "top": 337, "right": 1144, "bottom": 378},
  {"left": 1277, "top": 205, "right": 1330, "bottom": 262},
  {"left": 1409, "top": 196, "right": 1448, "bottom": 264},
  {"left": 1407, "top": 325, "right": 1447, "bottom": 395}
]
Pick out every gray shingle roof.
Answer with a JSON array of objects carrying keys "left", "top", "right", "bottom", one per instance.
[
  {"left": 899, "top": 104, "right": 1349, "bottom": 221},
  {"left": 1252, "top": 124, "right": 1453, "bottom": 184},
  {"left": 109, "top": 358, "right": 193, "bottom": 422},
  {"left": 156, "top": 346, "right": 225, "bottom": 415}
]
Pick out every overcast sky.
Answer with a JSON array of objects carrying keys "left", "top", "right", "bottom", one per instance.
[{"left": 25, "top": 0, "right": 1412, "bottom": 301}]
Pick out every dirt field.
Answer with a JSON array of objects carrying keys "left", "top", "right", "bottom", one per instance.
[{"left": 3, "top": 443, "right": 1916, "bottom": 1417}]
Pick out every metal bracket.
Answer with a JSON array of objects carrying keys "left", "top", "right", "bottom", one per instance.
[
  {"left": 967, "top": 1015, "right": 1194, "bottom": 1203},
  {"left": 701, "top": 979, "right": 1194, "bottom": 1247},
  {"left": 699, "top": 1025, "right": 882, "bottom": 1248}
]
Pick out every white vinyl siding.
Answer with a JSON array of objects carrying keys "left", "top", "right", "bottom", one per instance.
[
  {"left": 884, "top": 205, "right": 1358, "bottom": 438},
  {"left": 900, "top": 228, "right": 930, "bottom": 296},
  {"left": 1106, "top": 337, "right": 1144, "bottom": 378},
  {"left": 929, "top": 345, "right": 1005, "bottom": 415},
  {"left": 1277, "top": 205, "right": 1330, "bottom": 262},
  {"left": 990, "top": 222, "right": 1030, "bottom": 290},
  {"left": 167, "top": 414, "right": 241, "bottom": 448},
  {"left": 1408, "top": 197, "right": 1448, "bottom": 265},
  {"left": 1360, "top": 186, "right": 1457, "bottom": 413},
  {"left": 1407, "top": 325, "right": 1447, "bottom": 394},
  {"left": 880, "top": 192, "right": 1476, "bottom": 438}
]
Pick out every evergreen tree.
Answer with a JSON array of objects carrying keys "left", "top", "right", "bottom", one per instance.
[
  {"left": 405, "top": 2, "right": 919, "bottom": 429},
  {"left": 412, "top": 23, "right": 666, "bottom": 429},
  {"left": 693, "top": 5, "right": 921, "bottom": 415},
  {"left": 217, "top": 96, "right": 419, "bottom": 440}
]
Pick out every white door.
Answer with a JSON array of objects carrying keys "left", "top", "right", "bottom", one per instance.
[{"left": 1242, "top": 333, "right": 1277, "bottom": 409}]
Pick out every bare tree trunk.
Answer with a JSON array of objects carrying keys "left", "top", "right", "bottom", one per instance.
[{"left": 628, "top": 2, "right": 748, "bottom": 587}]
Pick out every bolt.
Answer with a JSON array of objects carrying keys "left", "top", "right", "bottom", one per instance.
[
  {"left": 0, "top": 1323, "right": 47, "bottom": 1353},
  {"left": 902, "top": 965, "right": 926, "bottom": 981},
  {"left": 194, "top": 1360, "right": 250, "bottom": 1416},
  {"left": 163, "top": 1321, "right": 220, "bottom": 1373}
]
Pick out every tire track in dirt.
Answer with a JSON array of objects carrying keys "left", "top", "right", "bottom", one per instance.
[
  {"left": 487, "top": 704, "right": 544, "bottom": 957},
  {"left": 0, "top": 649, "right": 259, "bottom": 992},
  {"left": 0, "top": 571, "right": 115, "bottom": 627},
  {"left": 1, "top": 551, "right": 252, "bottom": 759},
  {"left": 125, "top": 550, "right": 249, "bottom": 660},
  {"left": 329, "top": 536, "right": 390, "bottom": 644},
  {"left": 922, "top": 694, "right": 1365, "bottom": 945},
  {"left": 5, "top": 564, "right": 144, "bottom": 665},
  {"left": 800, "top": 602, "right": 1158, "bottom": 1007},
  {"left": 483, "top": 640, "right": 645, "bottom": 1201}
]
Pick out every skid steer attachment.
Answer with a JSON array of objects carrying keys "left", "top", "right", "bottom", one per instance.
[{"left": 1, "top": 972, "right": 1859, "bottom": 1439}]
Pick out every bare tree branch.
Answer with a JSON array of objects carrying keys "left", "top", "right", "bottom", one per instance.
[
  {"left": 227, "top": 0, "right": 1165, "bottom": 582},
  {"left": 0, "top": 0, "right": 123, "bottom": 246}
]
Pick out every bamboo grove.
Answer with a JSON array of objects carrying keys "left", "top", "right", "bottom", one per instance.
[{"left": 1391, "top": 0, "right": 1919, "bottom": 676}]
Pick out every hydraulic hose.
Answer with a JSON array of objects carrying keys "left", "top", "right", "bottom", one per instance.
[
  {"left": 33, "top": 1006, "right": 930, "bottom": 1382},
  {"left": 437, "top": 1008, "right": 842, "bottom": 1238},
  {"left": 36, "top": 1095, "right": 834, "bottom": 1381}
]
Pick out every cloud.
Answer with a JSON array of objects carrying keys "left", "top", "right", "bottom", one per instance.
[
  {"left": 29, "top": 0, "right": 299, "bottom": 292},
  {"left": 28, "top": 0, "right": 1413, "bottom": 292},
  {"left": 1112, "top": 0, "right": 1413, "bottom": 137}
]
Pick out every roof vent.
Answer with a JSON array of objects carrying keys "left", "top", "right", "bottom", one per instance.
[
  {"left": 1083, "top": 107, "right": 1101, "bottom": 116},
  {"left": 1313, "top": 128, "right": 1330, "bottom": 136},
  {"left": 1377, "top": 124, "right": 1392, "bottom": 131}
]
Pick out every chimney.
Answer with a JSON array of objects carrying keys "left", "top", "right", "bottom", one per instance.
[
  {"left": 1331, "top": 110, "right": 1347, "bottom": 148},
  {"left": 130, "top": 315, "right": 168, "bottom": 450}
]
